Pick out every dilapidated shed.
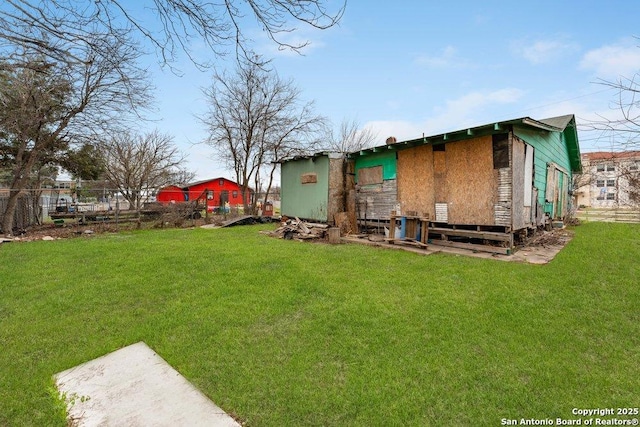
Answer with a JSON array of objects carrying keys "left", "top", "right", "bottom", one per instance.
[
  {"left": 348, "top": 114, "right": 581, "bottom": 252},
  {"left": 279, "top": 152, "right": 350, "bottom": 224}
]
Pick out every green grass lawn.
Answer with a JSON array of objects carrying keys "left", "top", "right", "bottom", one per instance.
[{"left": 1, "top": 222, "right": 639, "bottom": 426}]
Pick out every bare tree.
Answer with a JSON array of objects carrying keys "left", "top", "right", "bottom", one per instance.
[
  {"left": 578, "top": 43, "right": 640, "bottom": 213},
  {"left": 584, "top": 74, "right": 640, "bottom": 151},
  {"left": 0, "top": 1, "right": 345, "bottom": 70},
  {"left": 616, "top": 160, "right": 640, "bottom": 209},
  {"left": 324, "top": 118, "right": 378, "bottom": 153},
  {"left": 627, "top": 169, "right": 640, "bottom": 208},
  {"left": 200, "top": 57, "right": 325, "bottom": 212},
  {"left": 582, "top": 40, "right": 640, "bottom": 151},
  {"left": 0, "top": 32, "right": 151, "bottom": 235},
  {"left": 574, "top": 152, "right": 640, "bottom": 213},
  {"left": 101, "top": 130, "right": 193, "bottom": 211}
]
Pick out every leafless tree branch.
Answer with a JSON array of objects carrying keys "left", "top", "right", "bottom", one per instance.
[
  {"left": 199, "top": 55, "right": 325, "bottom": 212},
  {"left": 0, "top": 0, "right": 346, "bottom": 70},
  {"left": 101, "top": 129, "right": 193, "bottom": 211}
]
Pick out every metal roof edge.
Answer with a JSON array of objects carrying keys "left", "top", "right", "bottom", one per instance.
[
  {"left": 348, "top": 114, "right": 581, "bottom": 159},
  {"left": 278, "top": 151, "right": 344, "bottom": 163}
]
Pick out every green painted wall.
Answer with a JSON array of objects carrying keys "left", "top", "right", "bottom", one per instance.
[
  {"left": 281, "top": 156, "right": 330, "bottom": 221},
  {"left": 354, "top": 151, "right": 397, "bottom": 182},
  {"left": 514, "top": 125, "right": 572, "bottom": 216}
]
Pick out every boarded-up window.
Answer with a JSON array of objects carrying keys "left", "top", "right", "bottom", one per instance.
[
  {"left": 301, "top": 173, "right": 317, "bottom": 184},
  {"left": 546, "top": 163, "right": 557, "bottom": 203},
  {"left": 358, "top": 165, "right": 383, "bottom": 185},
  {"left": 524, "top": 144, "right": 534, "bottom": 207},
  {"left": 492, "top": 134, "right": 509, "bottom": 169},
  {"left": 433, "top": 150, "right": 446, "bottom": 174}
]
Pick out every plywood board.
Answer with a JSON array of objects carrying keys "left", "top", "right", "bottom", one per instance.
[
  {"left": 358, "top": 165, "right": 383, "bottom": 185},
  {"left": 397, "top": 145, "right": 435, "bottom": 218},
  {"left": 301, "top": 173, "right": 317, "bottom": 184},
  {"left": 433, "top": 150, "right": 447, "bottom": 203},
  {"left": 511, "top": 136, "right": 526, "bottom": 229},
  {"left": 446, "top": 136, "right": 496, "bottom": 225}
]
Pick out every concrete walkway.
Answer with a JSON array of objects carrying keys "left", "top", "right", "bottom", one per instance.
[{"left": 54, "top": 342, "right": 240, "bottom": 427}]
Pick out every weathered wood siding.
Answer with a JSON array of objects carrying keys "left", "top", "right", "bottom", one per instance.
[
  {"left": 511, "top": 135, "right": 539, "bottom": 229},
  {"left": 397, "top": 145, "right": 434, "bottom": 217},
  {"left": 494, "top": 166, "right": 512, "bottom": 227},
  {"left": 514, "top": 125, "right": 572, "bottom": 219},
  {"left": 354, "top": 151, "right": 398, "bottom": 220},
  {"left": 356, "top": 180, "right": 397, "bottom": 220}
]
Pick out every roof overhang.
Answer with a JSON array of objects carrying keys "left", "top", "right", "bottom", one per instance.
[
  {"left": 348, "top": 115, "right": 582, "bottom": 173},
  {"left": 278, "top": 151, "right": 344, "bottom": 163}
]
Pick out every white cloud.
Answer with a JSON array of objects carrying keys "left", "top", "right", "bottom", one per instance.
[
  {"left": 580, "top": 42, "right": 640, "bottom": 79},
  {"left": 364, "top": 88, "right": 525, "bottom": 142},
  {"left": 250, "top": 26, "right": 328, "bottom": 58},
  {"left": 360, "top": 120, "right": 424, "bottom": 143},
  {"left": 414, "top": 45, "right": 467, "bottom": 68},
  {"left": 512, "top": 38, "right": 578, "bottom": 64}
]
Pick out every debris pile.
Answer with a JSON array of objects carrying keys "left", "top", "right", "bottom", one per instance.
[
  {"left": 266, "top": 217, "right": 329, "bottom": 240},
  {"left": 521, "top": 228, "right": 573, "bottom": 248}
]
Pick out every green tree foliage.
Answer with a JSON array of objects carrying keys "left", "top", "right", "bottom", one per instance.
[
  {"left": 0, "top": 56, "right": 73, "bottom": 233},
  {"left": 60, "top": 144, "right": 105, "bottom": 181},
  {"left": 0, "top": 38, "right": 151, "bottom": 235}
]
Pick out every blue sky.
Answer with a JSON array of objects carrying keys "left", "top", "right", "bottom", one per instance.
[{"left": 144, "top": 1, "right": 640, "bottom": 180}]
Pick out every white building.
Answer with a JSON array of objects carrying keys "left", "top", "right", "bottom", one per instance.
[{"left": 575, "top": 151, "right": 640, "bottom": 208}]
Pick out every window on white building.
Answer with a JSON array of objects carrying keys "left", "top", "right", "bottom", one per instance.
[
  {"left": 596, "top": 180, "right": 605, "bottom": 187},
  {"left": 606, "top": 193, "right": 615, "bottom": 200},
  {"left": 606, "top": 179, "right": 615, "bottom": 187}
]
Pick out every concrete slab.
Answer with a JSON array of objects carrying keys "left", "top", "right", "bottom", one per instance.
[{"left": 54, "top": 342, "right": 240, "bottom": 427}]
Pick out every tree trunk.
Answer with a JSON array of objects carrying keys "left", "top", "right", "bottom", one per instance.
[
  {"left": 2, "top": 165, "right": 34, "bottom": 237},
  {"left": 2, "top": 189, "right": 22, "bottom": 236},
  {"left": 263, "top": 163, "right": 277, "bottom": 207}
]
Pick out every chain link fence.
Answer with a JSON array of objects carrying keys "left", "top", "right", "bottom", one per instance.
[{"left": 1, "top": 187, "right": 277, "bottom": 234}]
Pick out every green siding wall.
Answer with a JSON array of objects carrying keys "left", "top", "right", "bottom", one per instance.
[
  {"left": 354, "top": 151, "right": 397, "bottom": 182},
  {"left": 281, "top": 156, "right": 330, "bottom": 221},
  {"left": 514, "top": 125, "right": 572, "bottom": 216}
]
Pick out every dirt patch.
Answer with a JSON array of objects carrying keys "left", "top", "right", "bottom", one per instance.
[
  {"left": 3, "top": 214, "right": 277, "bottom": 243},
  {"left": 3, "top": 222, "right": 111, "bottom": 242},
  {"left": 2, "top": 217, "right": 217, "bottom": 243}
]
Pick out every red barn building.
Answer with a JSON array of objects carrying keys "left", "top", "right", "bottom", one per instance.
[
  {"left": 157, "top": 178, "right": 252, "bottom": 212},
  {"left": 155, "top": 185, "right": 187, "bottom": 204}
]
